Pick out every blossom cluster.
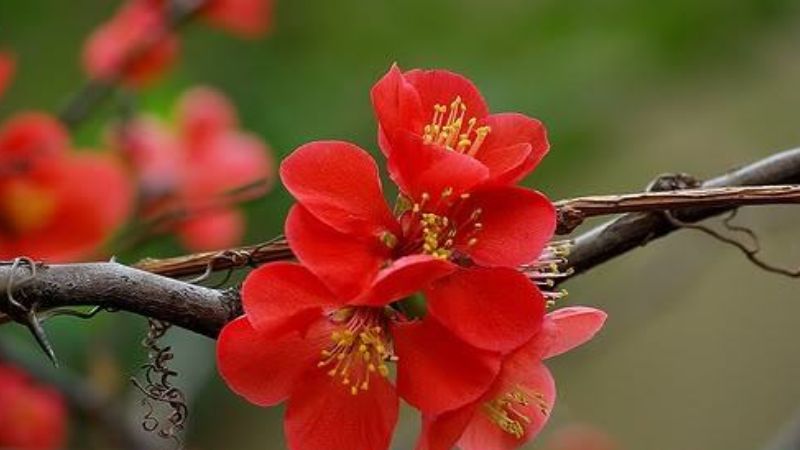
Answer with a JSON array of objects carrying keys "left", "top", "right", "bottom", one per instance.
[
  {"left": 217, "top": 65, "right": 607, "bottom": 450},
  {"left": 1, "top": 55, "right": 273, "bottom": 260},
  {"left": 0, "top": 52, "right": 132, "bottom": 261},
  {"left": 108, "top": 86, "right": 274, "bottom": 251},
  {"left": 83, "top": 0, "right": 274, "bottom": 85}
]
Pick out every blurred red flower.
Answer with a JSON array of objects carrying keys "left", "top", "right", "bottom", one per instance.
[
  {"left": 0, "top": 364, "right": 67, "bottom": 450},
  {"left": 372, "top": 64, "right": 549, "bottom": 187},
  {"left": 201, "top": 0, "right": 274, "bottom": 38},
  {"left": 217, "top": 261, "right": 503, "bottom": 450},
  {"left": 111, "top": 86, "right": 274, "bottom": 251},
  {"left": 83, "top": 0, "right": 273, "bottom": 85},
  {"left": 82, "top": 0, "right": 179, "bottom": 86},
  {"left": 417, "top": 307, "right": 607, "bottom": 450},
  {"left": 0, "top": 113, "right": 132, "bottom": 261},
  {"left": 0, "top": 52, "right": 15, "bottom": 99},
  {"left": 281, "top": 141, "right": 553, "bottom": 352}
]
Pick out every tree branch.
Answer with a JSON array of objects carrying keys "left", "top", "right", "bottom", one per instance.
[
  {"left": 1, "top": 148, "right": 800, "bottom": 338},
  {"left": 563, "top": 147, "right": 800, "bottom": 280}
]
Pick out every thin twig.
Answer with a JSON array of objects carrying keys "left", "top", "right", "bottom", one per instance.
[
  {"left": 59, "top": 0, "right": 207, "bottom": 128},
  {"left": 664, "top": 210, "right": 800, "bottom": 277}
]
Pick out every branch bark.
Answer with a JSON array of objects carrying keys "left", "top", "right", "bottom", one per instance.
[
  {"left": 563, "top": 147, "right": 800, "bottom": 279},
  {"left": 1, "top": 148, "right": 799, "bottom": 338}
]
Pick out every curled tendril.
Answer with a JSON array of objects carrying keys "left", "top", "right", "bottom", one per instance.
[{"left": 131, "top": 318, "right": 188, "bottom": 449}]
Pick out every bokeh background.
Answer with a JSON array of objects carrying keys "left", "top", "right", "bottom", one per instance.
[{"left": 3, "top": 0, "right": 800, "bottom": 448}]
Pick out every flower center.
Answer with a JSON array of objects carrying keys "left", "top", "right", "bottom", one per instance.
[
  {"left": 394, "top": 190, "right": 483, "bottom": 261},
  {"left": 422, "top": 96, "right": 491, "bottom": 156},
  {"left": 482, "top": 386, "right": 549, "bottom": 439},
  {"left": 318, "top": 307, "right": 394, "bottom": 395},
  {"left": 0, "top": 180, "right": 56, "bottom": 235}
]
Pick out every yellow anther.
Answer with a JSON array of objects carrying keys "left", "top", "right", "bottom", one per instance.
[{"left": 378, "top": 365, "right": 390, "bottom": 377}]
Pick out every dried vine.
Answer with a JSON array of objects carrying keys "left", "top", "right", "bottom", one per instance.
[{"left": 130, "top": 318, "right": 188, "bottom": 448}]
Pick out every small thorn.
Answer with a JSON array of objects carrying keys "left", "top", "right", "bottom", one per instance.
[{"left": 25, "top": 306, "right": 59, "bottom": 367}]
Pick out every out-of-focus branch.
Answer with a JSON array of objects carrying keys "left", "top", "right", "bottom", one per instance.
[{"left": 59, "top": 0, "right": 207, "bottom": 128}]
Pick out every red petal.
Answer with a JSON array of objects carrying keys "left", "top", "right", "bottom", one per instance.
[
  {"left": 416, "top": 406, "right": 477, "bottom": 450},
  {"left": 0, "top": 112, "right": 69, "bottom": 170},
  {"left": 82, "top": 0, "right": 178, "bottom": 85},
  {"left": 387, "top": 133, "right": 488, "bottom": 203},
  {"left": 353, "top": 255, "right": 456, "bottom": 306},
  {"left": 242, "top": 262, "right": 340, "bottom": 338},
  {"left": 216, "top": 316, "right": 327, "bottom": 407},
  {"left": 178, "top": 208, "right": 244, "bottom": 251},
  {"left": 201, "top": 0, "right": 273, "bottom": 38},
  {"left": 477, "top": 113, "right": 549, "bottom": 185},
  {"left": 183, "top": 131, "right": 273, "bottom": 202},
  {"left": 426, "top": 268, "right": 545, "bottom": 353},
  {"left": 457, "top": 187, "right": 555, "bottom": 267},
  {"left": 285, "top": 363, "right": 399, "bottom": 450},
  {"left": 370, "top": 63, "right": 424, "bottom": 155},
  {"left": 403, "top": 69, "right": 489, "bottom": 123},
  {"left": 177, "top": 86, "right": 238, "bottom": 146},
  {"left": 280, "top": 141, "right": 397, "bottom": 236},
  {"left": 110, "top": 117, "right": 184, "bottom": 202},
  {"left": 0, "top": 365, "right": 67, "bottom": 450},
  {"left": 458, "top": 349, "right": 556, "bottom": 450},
  {"left": 286, "top": 204, "right": 389, "bottom": 300},
  {"left": 543, "top": 307, "right": 607, "bottom": 359},
  {"left": 4, "top": 153, "right": 132, "bottom": 262},
  {"left": 0, "top": 51, "right": 15, "bottom": 98},
  {"left": 393, "top": 319, "right": 501, "bottom": 414}
]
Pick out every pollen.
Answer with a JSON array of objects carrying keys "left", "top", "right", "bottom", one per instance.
[
  {"left": 482, "top": 386, "right": 549, "bottom": 439},
  {"left": 422, "top": 96, "right": 491, "bottom": 156},
  {"left": 399, "top": 189, "right": 484, "bottom": 261},
  {"left": 318, "top": 308, "right": 393, "bottom": 395}
]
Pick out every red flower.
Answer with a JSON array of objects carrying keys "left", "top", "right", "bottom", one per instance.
[
  {"left": 217, "top": 261, "right": 506, "bottom": 450},
  {"left": 201, "top": 0, "right": 274, "bottom": 38},
  {"left": 281, "top": 141, "right": 553, "bottom": 353},
  {"left": 0, "top": 364, "right": 67, "bottom": 450},
  {"left": 111, "top": 87, "right": 274, "bottom": 251},
  {"left": 372, "top": 64, "right": 549, "bottom": 187},
  {"left": 416, "top": 307, "right": 607, "bottom": 450},
  {"left": 82, "top": 0, "right": 179, "bottom": 86},
  {"left": 0, "top": 51, "right": 15, "bottom": 99},
  {"left": 0, "top": 113, "right": 132, "bottom": 261}
]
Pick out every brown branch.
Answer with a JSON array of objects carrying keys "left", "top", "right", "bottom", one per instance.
[
  {"left": 132, "top": 184, "right": 800, "bottom": 279},
  {"left": 562, "top": 147, "right": 800, "bottom": 281},
  {"left": 554, "top": 185, "right": 800, "bottom": 234},
  {"left": 1, "top": 148, "right": 800, "bottom": 339}
]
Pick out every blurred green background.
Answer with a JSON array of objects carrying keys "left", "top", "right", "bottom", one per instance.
[{"left": 3, "top": 0, "right": 800, "bottom": 448}]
